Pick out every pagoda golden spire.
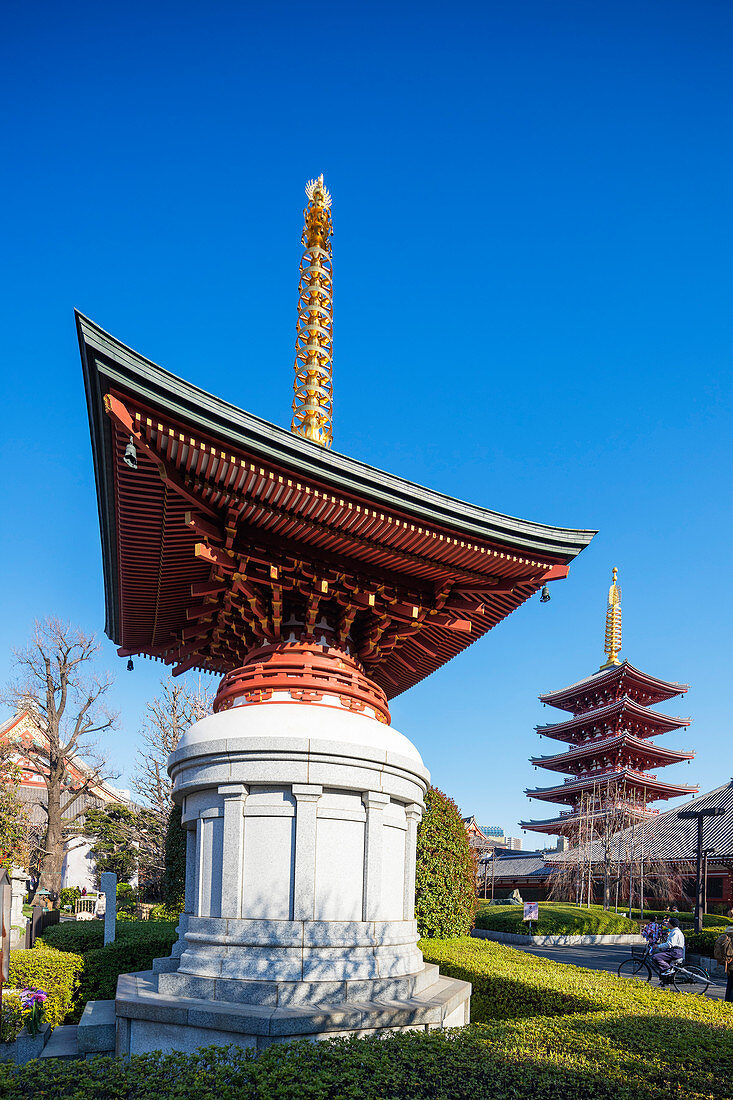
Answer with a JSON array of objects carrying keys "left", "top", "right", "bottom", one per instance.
[
  {"left": 291, "top": 175, "right": 333, "bottom": 448},
  {"left": 601, "top": 566, "right": 622, "bottom": 669}
]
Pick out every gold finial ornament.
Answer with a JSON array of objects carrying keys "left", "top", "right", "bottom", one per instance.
[
  {"left": 601, "top": 566, "right": 622, "bottom": 669},
  {"left": 291, "top": 175, "right": 333, "bottom": 448}
]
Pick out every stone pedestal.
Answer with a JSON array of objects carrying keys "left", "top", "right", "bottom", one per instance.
[
  {"left": 0, "top": 1022, "right": 51, "bottom": 1064},
  {"left": 114, "top": 641, "right": 470, "bottom": 1055}
]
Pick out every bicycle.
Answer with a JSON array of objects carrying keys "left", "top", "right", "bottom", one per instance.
[{"left": 617, "top": 943, "right": 710, "bottom": 994}]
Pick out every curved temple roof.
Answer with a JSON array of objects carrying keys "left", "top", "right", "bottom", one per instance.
[
  {"left": 535, "top": 696, "right": 691, "bottom": 744},
  {"left": 78, "top": 312, "right": 596, "bottom": 695},
  {"left": 530, "top": 732, "right": 695, "bottom": 773},
  {"left": 539, "top": 660, "right": 688, "bottom": 712}
]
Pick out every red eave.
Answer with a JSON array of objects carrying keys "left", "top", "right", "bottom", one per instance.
[
  {"left": 539, "top": 661, "right": 688, "bottom": 713},
  {"left": 103, "top": 391, "right": 574, "bottom": 697},
  {"left": 525, "top": 769, "right": 698, "bottom": 805},
  {"left": 535, "top": 696, "right": 690, "bottom": 744}
]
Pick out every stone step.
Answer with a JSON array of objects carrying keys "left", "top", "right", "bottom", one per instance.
[
  {"left": 39, "top": 1025, "right": 80, "bottom": 1060},
  {"left": 156, "top": 961, "right": 442, "bottom": 1007},
  {"left": 116, "top": 968, "right": 471, "bottom": 1044},
  {"left": 152, "top": 955, "right": 180, "bottom": 974},
  {"left": 78, "top": 999, "right": 116, "bottom": 1058}
]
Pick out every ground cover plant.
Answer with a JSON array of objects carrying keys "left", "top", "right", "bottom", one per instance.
[
  {"left": 474, "top": 902, "right": 638, "bottom": 935},
  {"left": 2, "top": 937, "right": 732, "bottom": 1098}
]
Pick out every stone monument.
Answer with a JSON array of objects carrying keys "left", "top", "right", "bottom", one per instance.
[
  {"left": 115, "top": 639, "right": 471, "bottom": 1054},
  {"left": 100, "top": 872, "right": 117, "bottom": 946},
  {"left": 78, "top": 178, "right": 593, "bottom": 1057}
]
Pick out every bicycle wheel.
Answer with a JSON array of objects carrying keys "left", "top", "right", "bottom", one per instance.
[
  {"left": 671, "top": 964, "right": 710, "bottom": 995},
  {"left": 617, "top": 958, "right": 652, "bottom": 982}
]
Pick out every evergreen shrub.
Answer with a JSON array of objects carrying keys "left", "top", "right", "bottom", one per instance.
[
  {"left": 38, "top": 918, "right": 177, "bottom": 955},
  {"left": 162, "top": 803, "right": 186, "bottom": 911},
  {"left": 684, "top": 928, "right": 729, "bottom": 957},
  {"left": 414, "top": 787, "right": 475, "bottom": 938}
]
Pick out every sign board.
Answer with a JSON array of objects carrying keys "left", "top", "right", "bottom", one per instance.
[
  {"left": 0, "top": 869, "right": 11, "bottom": 983},
  {"left": 523, "top": 902, "right": 539, "bottom": 922}
]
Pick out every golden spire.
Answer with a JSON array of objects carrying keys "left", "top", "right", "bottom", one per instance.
[
  {"left": 601, "top": 566, "right": 622, "bottom": 669},
  {"left": 291, "top": 175, "right": 333, "bottom": 448}
]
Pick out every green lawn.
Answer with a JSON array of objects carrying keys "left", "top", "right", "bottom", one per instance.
[
  {"left": 474, "top": 901, "right": 639, "bottom": 935},
  {"left": 474, "top": 901, "right": 733, "bottom": 936}
]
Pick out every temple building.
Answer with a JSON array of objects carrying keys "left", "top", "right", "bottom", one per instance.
[
  {"left": 79, "top": 176, "right": 594, "bottom": 1054},
  {"left": 522, "top": 569, "right": 697, "bottom": 839},
  {"left": 0, "top": 706, "right": 133, "bottom": 891},
  {"left": 462, "top": 819, "right": 521, "bottom": 853}
]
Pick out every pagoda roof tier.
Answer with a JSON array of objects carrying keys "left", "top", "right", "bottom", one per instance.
[
  {"left": 539, "top": 660, "right": 688, "bottom": 713},
  {"left": 525, "top": 769, "right": 698, "bottom": 806},
  {"left": 530, "top": 733, "right": 695, "bottom": 774},
  {"left": 535, "top": 696, "right": 690, "bottom": 744},
  {"left": 520, "top": 806, "right": 656, "bottom": 836},
  {"left": 78, "top": 314, "right": 595, "bottom": 695}
]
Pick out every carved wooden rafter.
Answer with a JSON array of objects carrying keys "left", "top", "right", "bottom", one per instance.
[{"left": 105, "top": 395, "right": 570, "bottom": 678}]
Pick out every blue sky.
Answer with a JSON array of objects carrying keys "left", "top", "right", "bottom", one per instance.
[{"left": 1, "top": 1, "right": 731, "bottom": 840}]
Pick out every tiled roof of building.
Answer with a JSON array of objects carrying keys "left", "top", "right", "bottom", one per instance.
[
  {"left": 550, "top": 779, "right": 733, "bottom": 865},
  {"left": 479, "top": 852, "right": 554, "bottom": 879}
]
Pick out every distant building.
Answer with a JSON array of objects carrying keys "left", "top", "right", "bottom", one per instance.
[
  {"left": 477, "top": 849, "right": 554, "bottom": 901},
  {"left": 0, "top": 707, "right": 134, "bottom": 891},
  {"left": 463, "top": 817, "right": 522, "bottom": 854}
]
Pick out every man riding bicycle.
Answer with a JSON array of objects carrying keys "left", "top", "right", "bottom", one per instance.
[{"left": 653, "top": 917, "right": 685, "bottom": 982}]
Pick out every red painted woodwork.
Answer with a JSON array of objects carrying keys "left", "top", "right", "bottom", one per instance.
[
  {"left": 213, "top": 639, "right": 391, "bottom": 725},
  {"left": 101, "top": 389, "right": 574, "bottom": 697}
]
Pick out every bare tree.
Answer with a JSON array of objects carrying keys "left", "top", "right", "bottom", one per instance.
[
  {"left": 133, "top": 679, "right": 211, "bottom": 816},
  {"left": 3, "top": 618, "right": 116, "bottom": 898},
  {"left": 132, "top": 679, "right": 211, "bottom": 887}
]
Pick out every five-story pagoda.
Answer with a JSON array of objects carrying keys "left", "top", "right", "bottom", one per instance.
[{"left": 522, "top": 569, "right": 696, "bottom": 839}]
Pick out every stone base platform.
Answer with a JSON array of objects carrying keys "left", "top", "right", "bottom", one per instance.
[{"left": 115, "top": 963, "right": 471, "bottom": 1056}]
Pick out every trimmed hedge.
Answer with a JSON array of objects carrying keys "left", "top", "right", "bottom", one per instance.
[
  {"left": 1, "top": 937, "right": 732, "bottom": 1098},
  {"left": 684, "top": 928, "right": 728, "bottom": 958},
  {"left": 32, "top": 919, "right": 179, "bottom": 1022},
  {"left": 38, "top": 918, "right": 177, "bottom": 955},
  {"left": 415, "top": 787, "right": 475, "bottom": 938},
  {"left": 71, "top": 936, "right": 179, "bottom": 1021},
  {"left": 625, "top": 907, "right": 733, "bottom": 928},
  {"left": 8, "top": 946, "right": 83, "bottom": 1029},
  {"left": 474, "top": 902, "right": 638, "bottom": 936}
]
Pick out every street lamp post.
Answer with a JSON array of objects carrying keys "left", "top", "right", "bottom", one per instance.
[
  {"left": 677, "top": 807, "right": 726, "bottom": 933},
  {"left": 701, "top": 848, "right": 716, "bottom": 916}
]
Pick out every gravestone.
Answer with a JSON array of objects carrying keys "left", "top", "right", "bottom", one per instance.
[
  {"left": 9, "top": 871, "right": 26, "bottom": 948},
  {"left": 100, "top": 872, "right": 117, "bottom": 946}
]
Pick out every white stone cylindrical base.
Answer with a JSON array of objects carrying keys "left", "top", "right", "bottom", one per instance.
[
  {"left": 114, "top": 695, "right": 472, "bottom": 1054},
  {"left": 168, "top": 701, "right": 429, "bottom": 989}
]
